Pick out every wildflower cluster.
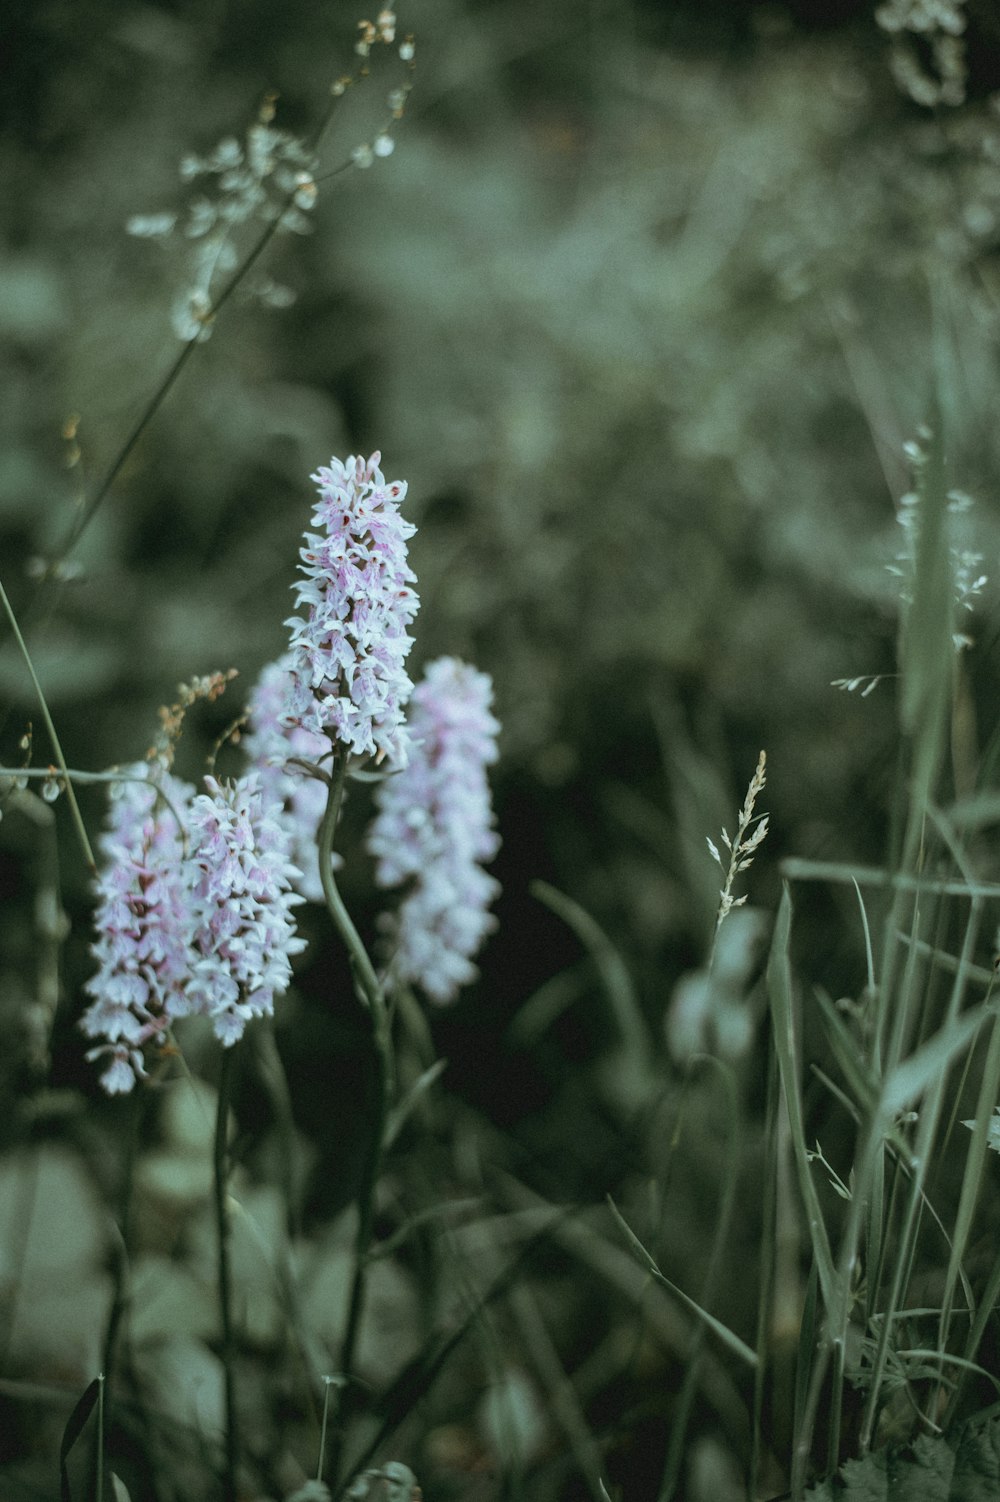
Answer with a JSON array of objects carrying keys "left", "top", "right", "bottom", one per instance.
[
  {"left": 80, "top": 768, "right": 195, "bottom": 1093},
  {"left": 185, "top": 776, "right": 305, "bottom": 1046},
  {"left": 127, "top": 12, "right": 417, "bottom": 340},
  {"left": 81, "top": 766, "right": 303, "bottom": 1092},
  {"left": 367, "top": 657, "right": 501, "bottom": 1003},
  {"left": 283, "top": 452, "right": 419, "bottom": 764},
  {"left": 128, "top": 95, "right": 320, "bottom": 342},
  {"left": 83, "top": 452, "right": 501, "bottom": 1093},
  {"left": 875, "top": 0, "right": 967, "bottom": 107},
  {"left": 340, "top": 9, "right": 417, "bottom": 169}
]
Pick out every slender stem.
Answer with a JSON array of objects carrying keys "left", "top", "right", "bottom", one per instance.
[
  {"left": 96, "top": 1372, "right": 105, "bottom": 1502},
  {"left": 60, "top": 341, "right": 198, "bottom": 562},
  {"left": 316, "top": 1375, "right": 337, "bottom": 1480},
  {"left": 658, "top": 1058, "right": 741, "bottom": 1502},
  {"left": 317, "top": 757, "right": 382, "bottom": 1011},
  {"left": 0, "top": 573, "right": 95, "bottom": 871},
  {"left": 316, "top": 758, "right": 395, "bottom": 1492},
  {"left": 5, "top": 92, "right": 363, "bottom": 667},
  {"left": 953, "top": 1247, "right": 1000, "bottom": 1426},
  {"left": 1, "top": 763, "right": 166, "bottom": 787},
  {"left": 100, "top": 1090, "right": 144, "bottom": 1400},
  {"left": 214, "top": 1046, "right": 239, "bottom": 1502},
  {"left": 51, "top": 97, "right": 356, "bottom": 579},
  {"left": 329, "top": 1038, "right": 390, "bottom": 1489}
]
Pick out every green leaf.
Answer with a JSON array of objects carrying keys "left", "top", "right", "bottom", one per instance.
[
  {"left": 530, "top": 880, "right": 651, "bottom": 1076},
  {"left": 880, "top": 1005, "right": 986, "bottom": 1120},
  {"left": 802, "top": 1411, "right": 1000, "bottom": 1501},
  {"left": 951, "top": 1406, "right": 1000, "bottom": 1502},
  {"left": 60, "top": 1376, "right": 101, "bottom": 1502},
  {"left": 766, "top": 885, "right": 836, "bottom": 1313}
]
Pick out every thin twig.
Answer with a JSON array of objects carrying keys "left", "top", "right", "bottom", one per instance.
[{"left": 0, "top": 573, "right": 95, "bottom": 871}]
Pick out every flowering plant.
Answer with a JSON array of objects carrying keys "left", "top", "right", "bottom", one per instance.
[
  {"left": 81, "top": 768, "right": 305, "bottom": 1084},
  {"left": 80, "top": 766, "right": 195, "bottom": 1094},
  {"left": 367, "top": 656, "right": 501, "bottom": 1003},
  {"left": 243, "top": 652, "right": 338, "bottom": 902},
  {"left": 184, "top": 774, "right": 306, "bottom": 1045},
  {"left": 283, "top": 452, "right": 419, "bottom": 766}
]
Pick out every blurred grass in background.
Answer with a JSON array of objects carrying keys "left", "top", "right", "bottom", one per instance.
[{"left": 4, "top": 0, "right": 1000, "bottom": 1497}]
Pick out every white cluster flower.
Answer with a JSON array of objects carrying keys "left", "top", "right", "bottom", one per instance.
[
  {"left": 128, "top": 110, "right": 319, "bottom": 341},
  {"left": 876, "top": 0, "right": 967, "bottom": 106},
  {"left": 875, "top": 0, "right": 966, "bottom": 34}
]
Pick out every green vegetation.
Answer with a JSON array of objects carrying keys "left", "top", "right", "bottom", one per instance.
[{"left": 4, "top": 2, "right": 1000, "bottom": 1499}]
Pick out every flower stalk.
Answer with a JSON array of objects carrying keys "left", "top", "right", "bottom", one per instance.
[
  {"left": 214, "top": 1045, "right": 239, "bottom": 1502},
  {"left": 316, "top": 760, "right": 394, "bottom": 1493}
]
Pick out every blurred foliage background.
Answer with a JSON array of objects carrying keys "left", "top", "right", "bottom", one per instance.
[{"left": 4, "top": 0, "right": 1000, "bottom": 1498}]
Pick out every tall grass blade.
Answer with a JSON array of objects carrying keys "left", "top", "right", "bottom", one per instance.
[
  {"left": 659, "top": 1056, "right": 743, "bottom": 1501},
  {"left": 531, "top": 880, "right": 651, "bottom": 1074},
  {"left": 59, "top": 1375, "right": 101, "bottom": 1502},
  {"left": 880, "top": 1005, "right": 986, "bottom": 1120},
  {"left": 605, "top": 1196, "right": 758, "bottom": 1368},
  {"left": 766, "top": 886, "right": 836, "bottom": 1311},
  {"left": 938, "top": 1012, "right": 1000, "bottom": 1353}
]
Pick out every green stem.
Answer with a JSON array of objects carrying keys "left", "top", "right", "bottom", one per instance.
[
  {"left": 60, "top": 341, "right": 197, "bottom": 562},
  {"left": 100, "top": 1090, "right": 144, "bottom": 1400},
  {"left": 317, "top": 757, "right": 382, "bottom": 1011},
  {"left": 51, "top": 96, "right": 354, "bottom": 579},
  {"left": 316, "top": 1375, "right": 337, "bottom": 1480},
  {"left": 953, "top": 1247, "right": 1000, "bottom": 1425},
  {"left": 658, "top": 1058, "right": 742, "bottom": 1502},
  {"left": 0, "top": 573, "right": 95, "bottom": 871},
  {"left": 96, "top": 1372, "right": 105, "bottom": 1502},
  {"left": 214, "top": 1047, "right": 239, "bottom": 1502},
  {"left": 316, "top": 759, "right": 395, "bottom": 1492}
]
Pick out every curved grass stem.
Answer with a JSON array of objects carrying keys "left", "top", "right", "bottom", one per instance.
[{"left": 0, "top": 572, "right": 95, "bottom": 871}]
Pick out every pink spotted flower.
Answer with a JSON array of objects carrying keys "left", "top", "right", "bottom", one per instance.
[
  {"left": 80, "top": 766, "right": 196, "bottom": 1094},
  {"left": 243, "top": 652, "right": 340, "bottom": 903},
  {"left": 185, "top": 774, "right": 306, "bottom": 1045},
  {"left": 366, "top": 657, "right": 501, "bottom": 1004},
  {"left": 283, "top": 452, "right": 419, "bottom": 765}
]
